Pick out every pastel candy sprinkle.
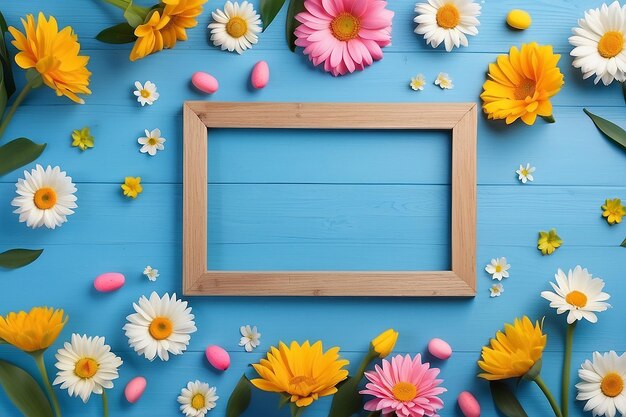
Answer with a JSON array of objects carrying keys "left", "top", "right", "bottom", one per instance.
[
  {"left": 93, "top": 272, "right": 125, "bottom": 292},
  {"left": 458, "top": 391, "right": 481, "bottom": 417},
  {"left": 124, "top": 376, "right": 147, "bottom": 404},
  {"left": 428, "top": 338, "right": 452, "bottom": 360},
  {"left": 191, "top": 72, "right": 219, "bottom": 94},
  {"left": 506, "top": 9, "right": 532, "bottom": 30},
  {"left": 251, "top": 61, "right": 270, "bottom": 89},
  {"left": 205, "top": 345, "right": 230, "bottom": 371}
]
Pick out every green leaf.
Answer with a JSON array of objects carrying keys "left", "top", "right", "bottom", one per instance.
[
  {"left": 0, "top": 68, "right": 7, "bottom": 119},
  {"left": 489, "top": 381, "right": 529, "bottom": 417},
  {"left": 96, "top": 23, "right": 137, "bottom": 44},
  {"left": 328, "top": 376, "right": 362, "bottom": 417},
  {"left": 522, "top": 359, "right": 542, "bottom": 382},
  {"left": 0, "top": 360, "right": 54, "bottom": 417},
  {"left": 286, "top": 0, "right": 305, "bottom": 52},
  {"left": 621, "top": 238, "right": 625, "bottom": 247},
  {"left": 226, "top": 375, "right": 252, "bottom": 417},
  {"left": 584, "top": 108, "right": 626, "bottom": 150},
  {"left": 261, "top": 0, "right": 287, "bottom": 31},
  {"left": 0, "top": 11, "right": 15, "bottom": 100},
  {"left": 0, "top": 249, "right": 44, "bottom": 269},
  {"left": 540, "top": 115, "right": 555, "bottom": 123},
  {"left": 622, "top": 81, "right": 626, "bottom": 105},
  {"left": 0, "top": 137, "right": 46, "bottom": 176},
  {"left": 124, "top": 1, "right": 149, "bottom": 27}
]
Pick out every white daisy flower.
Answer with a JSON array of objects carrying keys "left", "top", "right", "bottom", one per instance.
[
  {"left": 410, "top": 74, "right": 426, "bottom": 91},
  {"left": 489, "top": 283, "right": 504, "bottom": 298},
  {"left": 133, "top": 81, "right": 159, "bottom": 106},
  {"left": 53, "top": 334, "right": 123, "bottom": 403},
  {"left": 143, "top": 266, "right": 159, "bottom": 281},
  {"left": 414, "top": 0, "right": 481, "bottom": 52},
  {"left": 123, "top": 292, "right": 197, "bottom": 361},
  {"left": 485, "top": 257, "right": 510, "bottom": 281},
  {"left": 435, "top": 72, "right": 453, "bottom": 89},
  {"left": 541, "top": 266, "right": 611, "bottom": 324},
  {"left": 208, "top": 1, "right": 262, "bottom": 54},
  {"left": 516, "top": 163, "right": 535, "bottom": 184},
  {"left": 238, "top": 325, "right": 261, "bottom": 352},
  {"left": 576, "top": 351, "right": 626, "bottom": 417},
  {"left": 138, "top": 128, "right": 166, "bottom": 156},
  {"left": 11, "top": 165, "right": 78, "bottom": 229},
  {"left": 569, "top": 1, "right": 626, "bottom": 85},
  {"left": 178, "top": 380, "right": 218, "bottom": 417}
]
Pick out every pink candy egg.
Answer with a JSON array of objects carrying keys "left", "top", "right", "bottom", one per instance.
[
  {"left": 205, "top": 345, "right": 230, "bottom": 371},
  {"left": 428, "top": 338, "right": 452, "bottom": 360},
  {"left": 93, "top": 272, "right": 125, "bottom": 292},
  {"left": 124, "top": 377, "right": 147, "bottom": 404},
  {"left": 251, "top": 61, "right": 270, "bottom": 89},
  {"left": 192, "top": 72, "right": 219, "bottom": 94},
  {"left": 458, "top": 391, "right": 481, "bottom": 417}
]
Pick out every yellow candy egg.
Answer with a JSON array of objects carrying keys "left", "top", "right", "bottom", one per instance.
[{"left": 506, "top": 9, "right": 532, "bottom": 30}]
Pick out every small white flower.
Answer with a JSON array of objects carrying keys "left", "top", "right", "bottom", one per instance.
[
  {"left": 208, "top": 1, "right": 262, "bottom": 54},
  {"left": 414, "top": 0, "right": 481, "bottom": 52},
  {"left": 516, "top": 163, "right": 535, "bottom": 184},
  {"left": 178, "top": 380, "right": 218, "bottom": 417},
  {"left": 144, "top": 266, "right": 159, "bottom": 281},
  {"left": 123, "top": 292, "right": 197, "bottom": 361},
  {"left": 11, "top": 165, "right": 78, "bottom": 229},
  {"left": 410, "top": 74, "right": 426, "bottom": 91},
  {"left": 576, "top": 351, "right": 626, "bottom": 417},
  {"left": 485, "top": 257, "right": 510, "bottom": 281},
  {"left": 53, "top": 334, "right": 123, "bottom": 403},
  {"left": 133, "top": 81, "right": 159, "bottom": 106},
  {"left": 138, "top": 128, "right": 166, "bottom": 156},
  {"left": 541, "top": 266, "right": 611, "bottom": 324},
  {"left": 434, "top": 72, "right": 453, "bottom": 89},
  {"left": 489, "top": 283, "right": 504, "bottom": 298},
  {"left": 238, "top": 325, "right": 261, "bottom": 352}
]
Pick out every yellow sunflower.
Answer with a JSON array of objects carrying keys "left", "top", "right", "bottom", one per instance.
[
  {"left": 251, "top": 341, "right": 349, "bottom": 408},
  {"left": 8, "top": 13, "right": 91, "bottom": 104},
  {"left": 161, "top": 0, "right": 207, "bottom": 49},
  {"left": 602, "top": 198, "right": 625, "bottom": 225},
  {"left": 481, "top": 43, "right": 564, "bottom": 125},
  {"left": 130, "top": 10, "right": 171, "bottom": 61},
  {"left": 478, "top": 316, "right": 546, "bottom": 381},
  {"left": 0, "top": 307, "right": 67, "bottom": 352}
]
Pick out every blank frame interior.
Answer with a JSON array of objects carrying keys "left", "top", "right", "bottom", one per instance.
[{"left": 183, "top": 102, "right": 477, "bottom": 297}]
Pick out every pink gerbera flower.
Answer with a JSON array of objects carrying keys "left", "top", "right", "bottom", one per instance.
[
  {"left": 360, "top": 354, "right": 446, "bottom": 417},
  {"left": 294, "top": 0, "right": 394, "bottom": 76}
]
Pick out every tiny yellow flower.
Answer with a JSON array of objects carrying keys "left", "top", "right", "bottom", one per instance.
[
  {"left": 121, "top": 177, "right": 143, "bottom": 198},
  {"left": 71, "top": 127, "right": 94, "bottom": 151},
  {"left": 371, "top": 328, "right": 398, "bottom": 358},
  {"left": 602, "top": 198, "right": 625, "bottom": 225},
  {"left": 538, "top": 228, "right": 562, "bottom": 255}
]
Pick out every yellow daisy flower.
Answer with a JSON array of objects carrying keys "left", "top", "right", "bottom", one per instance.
[
  {"left": 71, "top": 127, "right": 94, "bottom": 151},
  {"left": 0, "top": 307, "right": 67, "bottom": 352},
  {"left": 251, "top": 341, "right": 349, "bottom": 408},
  {"left": 130, "top": 10, "right": 171, "bottom": 61},
  {"left": 161, "top": 0, "right": 208, "bottom": 49},
  {"left": 602, "top": 198, "right": 625, "bottom": 225},
  {"left": 538, "top": 228, "right": 562, "bottom": 255},
  {"left": 122, "top": 176, "right": 143, "bottom": 198}
]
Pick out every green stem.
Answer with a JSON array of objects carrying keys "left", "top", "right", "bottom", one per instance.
[
  {"left": 535, "top": 376, "right": 563, "bottom": 417},
  {"left": 102, "top": 391, "right": 109, "bottom": 417},
  {"left": 0, "top": 76, "right": 37, "bottom": 140},
  {"left": 355, "top": 349, "right": 379, "bottom": 378},
  {"left": 561, "top": 322, "right": 576, "bottom": 417},
  {"left": 33, "top": 352, "right": 63, "bottom": 417},
  {"left": 103, "top": 0, "right": 131, "bottom": 10}
]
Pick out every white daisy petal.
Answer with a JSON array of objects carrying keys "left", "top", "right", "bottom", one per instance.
[
  {"left": 414, "top": 0, "right": 480, "bottom": 51},
  {"left": 208, "top": 1, "right": 262, "bottom": 54},
  {"left": 178, "top": 380, "right": 218, "bottom": 417},
  {"left": 576, "top": 350, "right": 626, "bottom": 417}
]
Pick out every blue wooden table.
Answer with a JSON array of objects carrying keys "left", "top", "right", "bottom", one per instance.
[{"left": 1, "top": 0, "right": 626, "bottom": 416}]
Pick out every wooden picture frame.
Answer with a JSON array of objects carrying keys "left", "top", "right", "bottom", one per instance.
[{"left": 183, "top": 102, "right": 477, "bottom": 297}]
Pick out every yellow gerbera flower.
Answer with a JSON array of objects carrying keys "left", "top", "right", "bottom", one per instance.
[
  {"left": 538, "top": 228, "right": 562, "bottom": 256},
  {"left": 161, "top": 0, "right": 208, "bottom": 49},
  {"left": 8, "top": 13, "right": 91, "bottom": 104},
  {"left": 130, "top": 10, "right": 171, "bottom": 61},
  {"left": 478, "top": 316, "right": 546, "bottom": 381},
  {"left": 121, "top": 176, "right": 143, "bottom": 198},
  {"left": 602, "top": 198, "right": 625, "bottom": 225},
  {"left": 481, "top": 43, "right": 564, "bottom": 125},
  {"left": 0, "top": 307, "right": 67, "bottom": 352},
  {"left": 251, "top": 341, "right": 349, "bottom": 408},
  {"left": 71, "top": 127, "right": 94, "bottom": 151}
]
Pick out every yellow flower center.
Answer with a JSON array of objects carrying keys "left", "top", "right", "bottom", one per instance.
[
  {"left": 436, "top": 4, "right": 461, "bottom": 29},
  {"left": 331, "top": 13, "right": 360, "bottom": 41},
  {"left": 140, "top": 89, "right": 151, "bottom": 98},
  {"left": 226, "top": 16, "right": 248, "bottom": 38},
  {"left": 601, "top": 372, "right": 624, "bottom": 397},
  {"left": 598, "top": 31, "right": 624, "bottom": 59},
  {"left": 149, "top": 317, "right": 173, "bottom": 340},
  {"left": 495, "top": 265, "right": 502, "bottom": 272},
  {"left": 391, "top": 381, "right": 417, "bottom": 402},
  {"left": 33, "top": 187, "right": 57, "bottom": 210},
  {"left": 565, "top": 290, "right": 587, "bottom": 308},
  {"left": 191, "top": 393, "right": 206, "bottom": 409},
  {"left": 521, "top": 169, "right": 529, "bottom": 176},
  {"left": 74, "top": 358, "right": 99, "bottom": 379},
  {"left": 148, "top": 137, "right": 158, "bottom": 146},
  {"left": 514, "top": 78, "right": 536, "bottom": 100}
]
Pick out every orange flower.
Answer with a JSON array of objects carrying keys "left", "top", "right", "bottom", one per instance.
[
  {"left": 130, "top": 10, "right": 171, "bottom": 61},
  {"left": 161, "top": 0, "right": 207, "bottom": 49}
]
